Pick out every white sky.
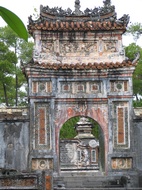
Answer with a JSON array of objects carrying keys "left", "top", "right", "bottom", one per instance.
[{"left": 0, "top": 0, "right": 142, "bottom": 46}]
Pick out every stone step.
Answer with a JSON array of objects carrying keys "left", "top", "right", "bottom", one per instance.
[
  {"left": 53, "top": 175, "right": 123, "bottom": 189},
  {"left": 54, "top": 188, "right": 142, "bottom": 190},
  {"left": 53, "top": 174, "right": 142, "bottom": 190},
  {"left": 60, "top": 171, "right": 103, "bottom": 177}
]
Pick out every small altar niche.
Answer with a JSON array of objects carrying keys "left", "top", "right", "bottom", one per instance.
[{"left": 60, "top": 117, "right": 99, "bottom": 170}]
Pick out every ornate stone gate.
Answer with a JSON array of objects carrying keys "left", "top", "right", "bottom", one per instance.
[{"left": 24, "top": 0, "right": 140, "bottom": 188}]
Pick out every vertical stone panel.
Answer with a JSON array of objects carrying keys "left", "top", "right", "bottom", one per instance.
[
  {"left": 46, "top": 176, "right": 51, "bottom": 190},
  {"left": 117, "top": 107, "right": 125, "bottom": 144},
  {"left": 35, "top": 103, "right": 51, "bottom": 149},
  {"left": 124, "top": 81, "right": 128, "bottom": 91},
  {"left": 113, "top": 102, "right": 129, "bottom": 149},
  {"left": 32, "top": 82, "right": 38, "bottom": 93},
  {"left": 0, "top": 121, "right": 29, "bottom": 172},
  {"left": 39, "top": 108, "right": 46, "bottom": 145},
  {"left": 46, "top": 82, "right": 52, "bottom": 93}
]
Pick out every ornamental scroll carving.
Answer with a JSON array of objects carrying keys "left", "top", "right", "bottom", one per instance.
[
  {"left": 32, "top": 81, "right": 52, "bottom": 94},
  {"left": 60, "top": 41, "right": 97, "bottom": 56},
  {"left": 110, "top": 81, "right": 128, "bottom": 92},
  {"left": 32, "top": 159, "right": 53, "bottom": 170},
  {"left": 111, "top": 158, "right": 132, "bottom": 170},
  {"left": 60, "top": 81, "right": 102, "bottom": 94}
]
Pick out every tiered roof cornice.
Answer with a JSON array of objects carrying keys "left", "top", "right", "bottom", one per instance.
[
  {"left": 28, "top": 0, "right": 130, "bottom": 34},
  {"left": 25, "top": 60, "right": 137, "bottom": 70}
]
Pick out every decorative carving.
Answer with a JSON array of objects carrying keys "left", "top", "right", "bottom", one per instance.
[
  {"left": 76, "top": 83, "right": 85, "bottom": 93},
  {"left": 110, "top": 81, "right": 128, "bottom": 92},
  {"left": 34, "top": 103, "right": 51, "bottom": 149},
  {"left": 74, "top": 101, "right": 88, "bottom": 113},
  {"left": 103, "top": 0, "right": 111, "bottom": 7},
  {"left": 89, "top": 140, "right": 99, "bottom": 148},
  {"left": 60, "top": 143, "right": 76, "bottom": 163},
  {"left": 78, "top": 149, "right": 90, "bottom": 166},
  {"left": 60, "top": 81, "right": 102, "bottom": 95},
  {"left": 117, "top": 107, "right": 125, "bottom": 144},
  {"left": 60, "top": 41, "right": 97, "bottom": 56},
  {"left": 112, "top": 158, "right": 132, "bottom": 169},
  {"left": 117, "top": 14, "right": 130, "bottom": 25},
  {"left": 42, "top": 42, "right": 54, "bottom": 53},
  {"left": 112, "top": 102, "right": 129, "bottom": 148},
  {"left": 104, "top": 41, "right": 117, "bottom": 52},
  {"left": 60, "top": 139, "right": 99, "bottom": 169},
  {"left": 61, "top": 82, "right": 71, "bottom": 93},
  {"left": 32, "top": 159, "right": 53, "bottom": 170},
  {"left": 38, "top": 1, "right": 116, "bottom": 21},
  {"left": 32, "top": 81, "right": 52, "bottom": 94},
  {"left": 39, "top": 82, "right": 46, "bottom": 92},
  {"left": 0, "top": 177, "right": 36, "bottom": 187},
  {"left": 90, "top": 82, "right": 101, "bottom": 93},
  {"left": 74, "top": 0, "right": 82, "bottom": 15}
]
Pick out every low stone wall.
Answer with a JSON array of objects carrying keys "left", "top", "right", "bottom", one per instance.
[{"left": 0, "top": 107, "right": 30, "bottom": 172}]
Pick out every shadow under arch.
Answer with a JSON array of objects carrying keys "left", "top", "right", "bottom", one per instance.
[{"left": 59, "top": 115, "right": 105, "bottom": 172}]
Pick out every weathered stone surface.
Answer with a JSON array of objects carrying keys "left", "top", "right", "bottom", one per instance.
[
  {"left": 0, "top": 0, "right": 142, "bottom": 189},
  {"left": 0, "top": 108, "right": 29, "bottom": 172}
]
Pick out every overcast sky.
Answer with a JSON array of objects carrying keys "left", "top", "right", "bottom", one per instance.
[{"left": 0, "top": 0, "right": 142, "bottom": 46}]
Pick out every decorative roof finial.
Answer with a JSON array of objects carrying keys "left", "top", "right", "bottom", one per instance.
[
  {"left": 103, "top": 0, "right": 111, "bottom": 7},
  {"left": 74, "top": 0, "right": 82, "bottom": 15}
]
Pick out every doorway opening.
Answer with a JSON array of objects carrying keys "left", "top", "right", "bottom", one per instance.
[{"left": 59, "top": 116, "right": 105, "bottom": 172}]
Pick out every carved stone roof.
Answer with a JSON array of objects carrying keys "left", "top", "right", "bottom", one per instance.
[
  {"left": 28, "top": 0, "right": 130, "bottom": 34},
  {"left": 25, "top": 59, "right": 137, "bottom": 70}
]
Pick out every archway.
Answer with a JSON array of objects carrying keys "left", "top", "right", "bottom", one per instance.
[{"left": 59, "top": 116, "right": 105, "bottom": 172}]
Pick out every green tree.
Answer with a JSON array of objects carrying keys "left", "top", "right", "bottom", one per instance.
[
  {"left": 60, "top": 117, "right": 79, "bottom": 139},
  {"left": 0, "top": 41, "right": 17, "bottom": 106},
  {"left": 0, "top": 25, "right": 34, "bottom": 106},
  {"left": 125, "top": 43, "right": 142, "bottom": 102},
  {"left": 125, "top": 22, "right": 142, "bottom": 106},
  {"left": 126, "top": 23, "right": 142, "bottom": 41},
  {"left": 60, "top": 116, "right": 99, "bottom": 140}
]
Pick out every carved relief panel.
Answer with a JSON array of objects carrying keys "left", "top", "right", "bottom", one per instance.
[
  {"left": 59, "top": 41, "right": 98, "bottom": 56},
  {"left": 110, "top": 80, "right": 128, "bottom": 92},
  {"left": 32, "top": 81, "right": 52, "bottom": 94},
  {"left": 34, "top": 103, "right": 51, "bottom": 150},
  {"left": 112, "top": 101, "right": 129, "bottom": 149},
  {"left": 111, "top": 158, "right": 132, "bottom": 170},
  {"left": 60, "top": 139, "right": 99, "bottom": 169},
  {"left": 59, "top": 81, "right": 102, "bottom": 95},
  {"left": 98, "top": 38, "right": 124, "bottom": 62},
  {"left": 32, "top": 158, "right": 53, "bottom": 170},
  {"left": 34, "top": 33, "right": 100, "bottom": 63},
  {"left": 103, "top": 40, "right": 118, "bottom": 53}
]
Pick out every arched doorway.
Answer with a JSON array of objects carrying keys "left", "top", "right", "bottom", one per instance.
[{"left": 59, "top": 116, "right": 105, "bottom": 172}]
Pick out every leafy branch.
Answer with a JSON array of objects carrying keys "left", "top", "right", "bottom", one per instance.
[{"left": 0, "top": 6, "right": 28, "bottom": 41}]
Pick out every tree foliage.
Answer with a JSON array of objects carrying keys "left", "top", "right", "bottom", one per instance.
[
  {"left": 126, "top": 23, "right": 142, "bottom": 41},
  {"left": 0, "top": 26, "right": 34, "bottom": 106},
  {"left": 125, "top": 22, "right": 142, "bottom": 106},
  {"left": 0, "top": 41, "right": 17, "bottom": 106},
  {"left": 60, "top": 116, "right": 99, "bottom": 140},
  {"left": 125, "top": 43, "right": 142, "bottom": 102}
]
